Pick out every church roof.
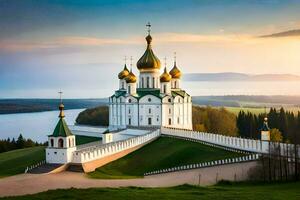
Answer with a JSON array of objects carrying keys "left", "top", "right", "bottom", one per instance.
[
  {"left": 111, "top": 88, "right": 190, "bottom": 100},
  {"left": 136, "top": 34, "right": 161, "bottom": 71},
  {"left": 50, "top": 118, "right": 73, "bottom": 137},
  {"left": 49, "top": 103, "right": 73, "bottom": 137},
  {"left": 172, "top": 90, "right": 190, "bottom": 98},
  {"left": 118, "top": 64, "right": 129, "bottom": 79}
]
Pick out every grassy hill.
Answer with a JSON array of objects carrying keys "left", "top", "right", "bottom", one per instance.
[
  {"left": 2, "top": 182, "right": 300, "bottom": 200},
  {"left": 0, "top": 146, "right": 45, "bottom": 178},
  {"left": 88, "top": 137, "right": 244, "bottom": 179}
]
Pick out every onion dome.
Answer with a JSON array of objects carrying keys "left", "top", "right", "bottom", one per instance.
[
  {"left": 160, "top": 67, "right": 171, "bottom": 82},
  {"left": 59, "top": 103, "right": 65, "bottom": 118},
  {"left": 169, "top": 62, "right": 182, "bottom": 79},
  {"left": 136, "top": 34, "right": 161, "bottom": 71},
  {"left": 125, "top": 70, "right": 137, "bottom": 83},
  {"left": 118, "top": 64, "right": 129, "bottom": 79}
]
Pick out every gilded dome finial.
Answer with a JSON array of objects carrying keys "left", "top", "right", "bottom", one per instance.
[
  {"left": 58, "top": 91, "right": 65, "bottom": 118},
  {"left": 118, "top": 56, "right": 130, "bottom": 79},
  {"left": 169, "top": 52, "right": 182, "bottom": 79},
  {"left": 137, "top": 23, "right": 161, "bottom": 71}
]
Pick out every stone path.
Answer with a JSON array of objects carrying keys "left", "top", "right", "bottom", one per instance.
[{"left": 0, "top": 161, "right": 257, "bottom": 197}]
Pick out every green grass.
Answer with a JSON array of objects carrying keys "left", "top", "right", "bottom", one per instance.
[
  {"left": 0, "top": 146, "right": 45, "bottom": 178},
  {"left": 75, "top": 135, "right": 101, "bottom": 146},
  {"left": 2, "top": 182, "right": 300, "bottom": 200},
  {"left": 88, "top": 137, "right": 244, "bottom": 179}
]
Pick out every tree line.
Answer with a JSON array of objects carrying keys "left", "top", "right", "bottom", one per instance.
[
  {"left": 0, "top": 134, "right": 44, "bottom": 153},
  {"left": 237, "top": 108, "right": 300, "bottom": 143}
]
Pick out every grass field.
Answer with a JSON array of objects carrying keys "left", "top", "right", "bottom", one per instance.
[
  {"left": 88, "top": 137, "right": 244, "bottom": 179},
  {"left": 1, "top": 181, "right": 300, "bottom": 200},
  {"left": 0, "top": 146, "right": 45, "bottom": 178}
]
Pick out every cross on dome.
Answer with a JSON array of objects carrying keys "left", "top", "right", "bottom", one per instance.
[{"left": 146, "top": 22, "right": 151, "bottom": 35}]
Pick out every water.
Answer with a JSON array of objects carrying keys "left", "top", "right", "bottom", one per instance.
[
  {"left": 182, "top": 81, "right": 300, "bottom": 96},
  {"left": 0, "top": 109, "right": 84, "bottom": 143}
]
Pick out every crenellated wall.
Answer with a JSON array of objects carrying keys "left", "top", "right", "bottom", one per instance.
[
  {"left": 72, "top": 129, "right": 160, "bottom": 165},
  {"left": 161, "top": 127, "right": 300, "bottom": 157}
]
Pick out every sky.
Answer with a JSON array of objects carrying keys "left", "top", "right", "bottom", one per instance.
[{"left": 1, "top": 0, "right": 300, "bottom": 98}]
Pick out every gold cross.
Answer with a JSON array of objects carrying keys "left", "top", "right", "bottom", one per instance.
[
  {"left": 164, "top": 57, "right": 167, "bottom": 68},
  {"left": 124, "top": 56, "right": 127, "bottom": 65}
]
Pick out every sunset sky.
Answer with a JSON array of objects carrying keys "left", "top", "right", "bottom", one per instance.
[{"left": 1, "top": 0, "right": 300, "bottom": 98}]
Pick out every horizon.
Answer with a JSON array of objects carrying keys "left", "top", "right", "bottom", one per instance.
[{"left": 1, "top": 0, "right": 300, "bottom": 98}]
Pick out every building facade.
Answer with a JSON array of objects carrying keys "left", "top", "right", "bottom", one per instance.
[{"left": 109, "top": 30, "right": 192, "bottom": 131}]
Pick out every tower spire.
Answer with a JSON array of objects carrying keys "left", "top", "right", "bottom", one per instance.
[{"left": 58, "top": 91, "right": 65, "bottom": 118}]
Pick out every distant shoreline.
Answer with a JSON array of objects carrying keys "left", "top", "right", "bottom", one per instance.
[{"left": 0, "top": 96, "right": 299, "bottom": 115}]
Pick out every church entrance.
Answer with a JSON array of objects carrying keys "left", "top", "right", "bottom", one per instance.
[{"left": 148, "top": 117, "right": 152, "bottom": 125}]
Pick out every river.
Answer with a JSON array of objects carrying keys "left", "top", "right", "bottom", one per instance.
[{"left": 0, "top": 109, "right": 84, "bottom": 143}]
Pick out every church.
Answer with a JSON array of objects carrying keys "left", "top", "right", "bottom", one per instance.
[{"left": 109, "top": 26, "right": 193, "bottom": 131}]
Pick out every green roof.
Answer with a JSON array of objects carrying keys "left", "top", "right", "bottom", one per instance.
[
  {"left": 112, "top": 88, "right": 190, "bottom": 100},
  {"left": 134, "top": 88, "right": 163, "bottom": 99},
  {"left": 171, "top": 90, "right": 190, "bottom": 98},
  {"left": 50, "top": 118, "right": 73, "bottom": 137}
]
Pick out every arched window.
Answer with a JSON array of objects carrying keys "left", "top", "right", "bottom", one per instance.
[
  {"left": 69, "top": 138, "right": 71, "bottom": 147},
  {"left": 148, "top": 117, "right": 152, "bottom": 125},
  {"left": 163, "top": 85, "right": 166, "bottom": 93},
  {"left": 149, "top": 108, "right": 151, "bottom": 114},
  {"left": 174, "top": 80, "right": 177, "bottom": 88},
  {"left": 168, "top": 118, "right": 172, "bottom": 125},
  {"left": 58, "top": 138, "right": 64, "bottom": 148},
  {"left": 168, "top": 98, "right": 171, "bottom": 103},
  {"left": 128, "top": 108, "right": 131, "bottom": 114},
  {"left": 169, "top": 108, "right": 171, "bottom": 114},
  {"left": 128, "top": 118, "right": 131, "bottom": 125},
  {"left": 141, "top": 77, "right": 144, "bottom": 88},
  {"left": 152, "top": 77, "right": 155, "bottom": 88},
  {"left": 146, "top": 77, "right": 150, "bottom": 88},
  {"left": 177, "top": 117, "right": 180, "bottom": 124},
  {"left": 50, "top": 139, "right": 54, "bottom": 147},
  {"left": 128, "top": 85, "right": 131, "bottom": 93},
  {"left": 128, "top": 99, "right": 132, "bottom": 103}
]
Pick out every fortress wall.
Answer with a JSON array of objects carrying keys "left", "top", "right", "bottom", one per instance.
[
  {"left": 81, "top": 137, "right": 157, "bottom": 173},
  {"left": 161, "top": 127, "right": 300, "bottom": 157}
]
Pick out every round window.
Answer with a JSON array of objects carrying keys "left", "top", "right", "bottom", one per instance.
[{"left": 148, "top": 98, "right": 151, "bottom": 102}]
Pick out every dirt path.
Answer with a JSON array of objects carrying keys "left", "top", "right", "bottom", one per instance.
[{"left": 0, "top": 161, "right": 257, "bottom": 197}]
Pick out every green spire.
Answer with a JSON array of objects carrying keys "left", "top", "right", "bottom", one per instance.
[{"left": 50, "top": 101, "right": 73, "bottom": 137}]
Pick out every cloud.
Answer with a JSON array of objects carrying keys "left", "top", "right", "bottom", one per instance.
[{"left": 1, "top": 31, "right": 299, "bottom": 53}]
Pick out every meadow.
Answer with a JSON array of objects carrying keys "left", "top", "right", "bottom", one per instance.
[
  {"left": 89, "top": 137, "right": 244, "bottom": 179},
  {"left": 1, "top": 182, "right": 300, "bottom": 200}
]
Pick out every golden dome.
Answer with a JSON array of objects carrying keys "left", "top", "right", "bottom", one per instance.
[
  {"left": 59, "top": 103, "right": 65, "bottom": 118},
  {"left": 118, "top": 64, "right": 129, "bottom": 79},
  {"left": 169, "top": 63, "right": 181, "bottom": 79},
  {"left": 136, "top": 34, "right": 161, "bottom": 71},
  {"left": 125, "top": 70, "right": 137, "bottom": 83},
  {"left": 160, "top": 67, "right": 171, "bottom": 82}
]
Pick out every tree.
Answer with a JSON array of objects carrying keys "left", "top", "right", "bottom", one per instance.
[
  {"left": 16, "top": 134, "right": 25, "bottom": 149},
  {"left": 270, "top": 128, "right": 283, "bottom": 142}
]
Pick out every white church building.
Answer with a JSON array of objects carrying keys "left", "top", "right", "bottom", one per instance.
[{"left": 109, "top": 28, "right": 193, "bottom": 131}]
